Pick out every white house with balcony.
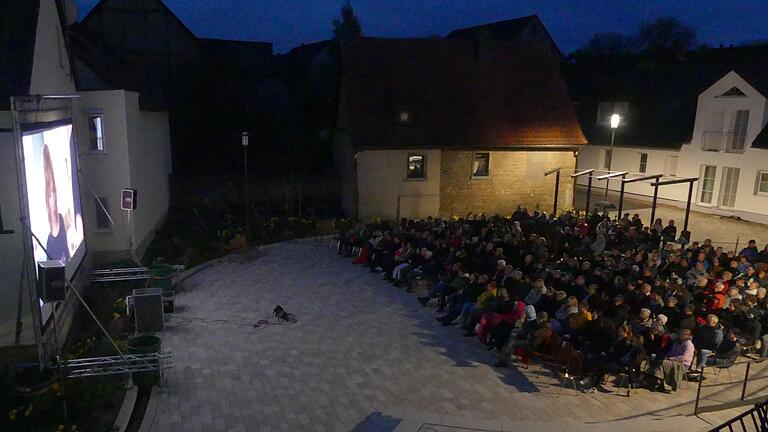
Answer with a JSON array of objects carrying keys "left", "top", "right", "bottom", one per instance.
[{"left": 575, "top": 70, "right": 768, "bottom": 224}]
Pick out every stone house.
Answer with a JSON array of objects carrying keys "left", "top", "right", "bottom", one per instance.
[{"left": 334, "top": 17, "right": 586, "bottom": 221}]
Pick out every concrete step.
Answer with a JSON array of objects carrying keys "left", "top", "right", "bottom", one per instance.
[{"left": 374, "top": 407, "right": 713, "bottom": 432}]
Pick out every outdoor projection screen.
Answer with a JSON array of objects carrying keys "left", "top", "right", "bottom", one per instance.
[{"left": 21, "top": 121, "right": 85, "bottom": 322}]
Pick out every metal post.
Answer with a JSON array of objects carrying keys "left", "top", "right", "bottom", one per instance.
[
  {"left": 51, "top": 304, "right": 68, "bottom": 418},
  {"left": 242, "top": 132, "right": 250, "bottom": 239},
  {"left": 586, "top": 175, "right": 593, "bottom": 216},
  {"left": 618, "top": 177, "right": 626, "bottom": 219},
  {"left": 650, "top": 182, "right": 659, "bottom": 225},
  {"left": 605, "top": 129, "right": 615, "bottom": 198},
  {"left": 742, "top": 362, "right": 751, "bottom": 401},
  {"left": 553, "top": 171, "right": 560, "bottom": 215},
  {"left": 694, "top": 366, "right": 704, "bottom": 414},
  {"left": 684, "top": 181, "right": 694, "bottom": 232}
]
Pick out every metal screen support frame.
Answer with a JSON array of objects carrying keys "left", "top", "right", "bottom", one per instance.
[{"left": 10, "top": 96, "right": 45, "bottom": 368}]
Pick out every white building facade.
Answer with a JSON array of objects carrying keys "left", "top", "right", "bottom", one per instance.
[
  {"left": 577, "top": 71, "right": 768, "bottom": 224},
  {"left": 0, "top": 0, "right": 172, "bottom": 349}
]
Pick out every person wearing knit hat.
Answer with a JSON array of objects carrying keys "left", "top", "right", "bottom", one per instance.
[{"left": 656, "top": 314, "right": 668, "bottom": 327}]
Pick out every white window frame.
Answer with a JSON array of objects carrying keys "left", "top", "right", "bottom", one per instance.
[
  {"left": 719, "top": 166, "right": 740, "bottom": 208},
  {"left": 698, "top": 165, "right": 717, "bottom": 205},
  {"left": 728, "top": 109, "right": 750, "bottom": 153},
  {"left": 755, "top": 170, "right": 768, "bottom": 196},
  {"left": 88, "top": 114, "right": 106, "bottom": 153},
  {"left": 405, "top": 154, "right": 427, "bottom": 180},
  {"left": 664, "top": 155, "right": 678, "bottom": 177},
  {"left": 638, "top": 153, "right": 648, "bottom": 173},
  {"left": 471, "top": 152, "right": 491, "bottom": 179}
]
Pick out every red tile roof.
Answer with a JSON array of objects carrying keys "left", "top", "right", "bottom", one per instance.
[{"left": 338, "top": 37, "right": 586, "bottom": 150}]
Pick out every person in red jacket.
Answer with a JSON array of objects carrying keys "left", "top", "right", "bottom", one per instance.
[{"left": 706, "top": 282, "right": 727, "bottom": 311}]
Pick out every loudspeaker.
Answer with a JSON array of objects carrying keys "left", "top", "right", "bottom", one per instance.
[
  {"left": 121, "top": 188, "right": 137, "bottom": 211},
  {"left": 38, "top": 260, "right": 66, "bottom": 303},
  {"left": 133, "top": 288, "right": 164, "bottom": 333}
]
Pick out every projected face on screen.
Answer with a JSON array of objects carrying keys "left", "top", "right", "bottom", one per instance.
[{"left": 22, "top": 124, "right": 85, "bottom": 270}]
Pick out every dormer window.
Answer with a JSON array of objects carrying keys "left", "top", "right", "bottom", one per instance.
[{"left": 718, "top": 87, "right": 746, "bottom": 97}]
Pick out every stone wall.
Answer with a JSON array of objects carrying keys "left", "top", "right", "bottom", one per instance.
[{"left": 439, "top": 150, "right": 577, "bottom": 217}]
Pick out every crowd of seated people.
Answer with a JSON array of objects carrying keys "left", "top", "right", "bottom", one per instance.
[{"left": 337, "top": 208, "right": 768, "bottom": 393}]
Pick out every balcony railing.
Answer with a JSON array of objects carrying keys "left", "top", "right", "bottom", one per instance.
[{"left": 701, "top": 131, "right": 747, "bottom": 154}]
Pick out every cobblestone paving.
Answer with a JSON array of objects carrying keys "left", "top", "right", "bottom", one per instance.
[{"left": 156, "top": 240, "right": 753, "bottom": 432}]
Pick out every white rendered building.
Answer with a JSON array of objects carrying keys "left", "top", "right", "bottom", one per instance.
[{"left": 575, "top": 69, "right": 768, "bottom": 224}]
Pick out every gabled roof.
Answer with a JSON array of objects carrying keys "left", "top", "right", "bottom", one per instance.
[
  {"left": 0, "top": 0, "right": 40, "bottom": 109},
  {"left": 567, "top": 45, "right": 768, "bottom": 150},
  {"left": 754, "top": 125, "right": 768, "bottom": 150},
  {"left": 80, "top": 0, "right": 198, "bottom": 43},
  {"left": 447, "top": 15, "right": 561, "bottom": 56},
  {"left": 338, "top": 37, "right": 586, "bottom": 151}
]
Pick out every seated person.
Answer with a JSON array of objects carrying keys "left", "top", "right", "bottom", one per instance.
[
  {"left": 693, "top": 314, "right": 724, "bottom": 369},
  {"left": 697, "top": 330, "right": 740, "bottom": 375},
  {"left": 494, "top": 311, "right": 552, "bottom": 368},
  {"left": 650, "top": 329, "right": 695, "bottom": 392},
  {"left": 460, "top": 282, "right": 503, "bottom": 335},
  {"left": 583, "top": 328, "right": 646, "bottom": 393},
  {"left": 476, "top": 294, "right": 525, "bottom": 343},
  {"left": 437, "top": 274, "right": 487, "bottom": 325}
]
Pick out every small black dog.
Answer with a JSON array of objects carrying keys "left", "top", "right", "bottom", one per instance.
[{"left": 273, "top": 305, "right": 295, "bottom": 322}]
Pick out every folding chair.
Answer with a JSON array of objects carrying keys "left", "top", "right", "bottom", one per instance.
[
  {"left": 525, "top": 333, "right": 561, "bottom": 369},
  {"left": 539, "top": 340, "right": 574, "bottom": 381},
  {"left": 557, "top": 350, "right": 585, "bottom": 398}
]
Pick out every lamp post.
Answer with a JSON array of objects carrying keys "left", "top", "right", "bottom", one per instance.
[
  {"left": 242, "top": 132, "right": 250, "bottom": 239},
  {"left": 605, "top": 113, "right": 621, "bottom": 197}
]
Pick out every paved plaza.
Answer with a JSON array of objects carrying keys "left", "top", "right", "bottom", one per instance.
[
  {"left": 155, "top": 240, "right": 768, "bottom": 432},
  {"left": 574, "top": 190, "right": 768, "bottom": 247}
]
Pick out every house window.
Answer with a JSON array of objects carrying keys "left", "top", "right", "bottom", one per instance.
[
  {"left": 729, "top": 110, "right": 749, "bottom": 152},
  {"left": 720, "top": 167, "right": 740, "bottom": 208},
  {"left": 602, "top": 149, "right": 611, "bottom": 170},
  {"left": 95, "top": 197, "right": 111, "bottom": 230},
  {"left": 639, "top": 153, "right": 648, "bottom": 173},
  {"left": 755, "top": 171, "right": 768, "bottom": 196},
  {"left": 88, "top": 116, "right": 105, "bottom": 152},
  {"left": 719, "top": 87, "right": 746, "bottom": 97},
  {"left": 699, "top": 165, "right": 717, "bottom": 204},
  {"left": 664, "top": 155, "right": 678, "bottom": 177},
  {"left": 472, "top": 152, "right": 490, "bottom": 178},
  {"left": 406, "top": 154, "right": 426, "bottom": 179}
]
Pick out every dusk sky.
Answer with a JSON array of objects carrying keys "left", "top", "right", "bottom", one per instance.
[{"left": 76, "top": 0, "right": 768, "bottom": 53}]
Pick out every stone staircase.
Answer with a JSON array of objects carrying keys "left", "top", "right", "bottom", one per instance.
[{"left": 350, "top": 408, "right": 716, "bottom": 432}]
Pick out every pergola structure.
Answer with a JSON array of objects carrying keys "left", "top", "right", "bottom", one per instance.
[
  {"left": 650, "top": 176, "right": 699, "bottom": 239},
  {"left": 570, "top": 169, "right": 595, "bottom": 214},
  {"left": 544, "top": 166, "right": 562, "bottom": 214},
  {"left": 549, "top": 166, "right": 699, "bottom": 240}
]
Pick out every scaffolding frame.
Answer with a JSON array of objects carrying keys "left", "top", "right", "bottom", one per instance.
[{"left": 61, "top": 352, "right": 173, "bottom": 379}]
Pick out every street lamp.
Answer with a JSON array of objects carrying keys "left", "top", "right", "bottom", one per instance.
[
  {"left": 242, "top": 132, "right": 250, "bottom": 239},
  {"left": 605, "top": 114, "right": 621, "bottom": 197}
]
